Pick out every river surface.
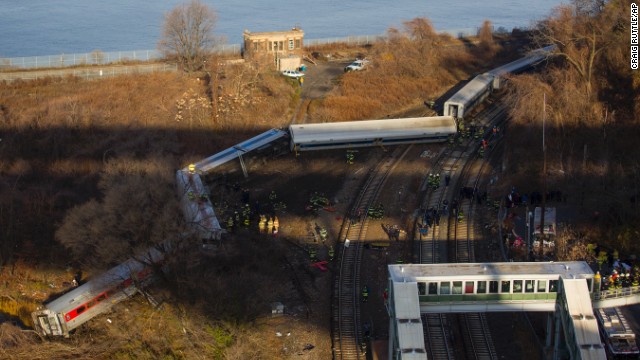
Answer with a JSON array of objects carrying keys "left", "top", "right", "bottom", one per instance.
[{"left": 0, "top": 0, "right": 566, "bottom": 57}]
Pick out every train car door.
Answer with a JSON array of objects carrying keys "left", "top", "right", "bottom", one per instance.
[{"left": 448, "top": 105, "right": 459, "bottom": 118}]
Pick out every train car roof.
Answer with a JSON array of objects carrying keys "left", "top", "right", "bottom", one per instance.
[
  {"left": 289, "top": 116, "right": 456, "bottom": 145},
  {"left": 191, "top": 129, "right": 288, "bottom": 174},
  {"left": 388, "top": 262, "right": 594, "bottom": 282},
  {"left": 443, "top": 73, "right": 494, "bottom": 106},
  {"left": 562, "top": 278, "right": 607, "bottom": 359},
  {"left": 487, "top": 46, "right": 555, "bottom": 77},
  {"left": 393, "top": 282, "right": 426, "bottom": 359}
]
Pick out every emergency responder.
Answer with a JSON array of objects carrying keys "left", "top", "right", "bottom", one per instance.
[
  {"left": 188, "top": 164, "right": 196, "bottom": 173},
  {"left": 188, "top": 191, "right": 195, "bottom": 201},
  {"left": 273, "top": 216, "right": 279, "bottom": 232},
  {"left": 267, "top": 217, "right": 274, "bottom": 233},
  {"left": 269, "top": 190, "right": 277, "bottom": 202},
  {"left": 309, "top": 247, "right": 317, "bottom": 261},
  {"left": 227, "top": 216, "right": 234, "bottom": 230},
  {"left": 362, "top": 286, "right": 369, "bottom": 302},
  {"left": 328, "top": 246, "right": 335, "bottom": 261},
  {"left": 478, "top": 147, "right": 485, "bottom": 158},
  {"left": 319, "top": 227, "right": 328, "bottom": 242},
  {"left": 346, "top": 151, "right": 354, "bottom": 165},
  {"left": 457, "top": 209, "right": 464, "bottom": 223},
  {"left": 258, "top": 215, "right": 266, "bottom": 233}
]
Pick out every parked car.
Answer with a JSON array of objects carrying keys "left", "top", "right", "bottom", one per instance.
[
  {"left": 282, "top": 70, "right": 305, "bottom": 78},
  {"left": 344, "top": 59, "right": 369, "bottom": 72}
]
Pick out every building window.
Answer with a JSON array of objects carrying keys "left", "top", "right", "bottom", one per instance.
[
  {"left": 428, "top": 282, "right": 438, "bottom": 295},
  {"left": 268, "top": 42, "right": 272, "bottom": 51},
  {"left": 464, "top": 281, "right": 474, "bottom": 294},
  {"left": 440, "top": 282, "right": 451, "bottom": 295},
  {"left": 253, "top": 42, "right": 258, "bottom": 51},
  {"left": 477, "top": 281, "right": 487, "bottom": 294},
  {"left": 537, "top": 280, "right": 547, "bottom": 292},
  {"left": 288, "top": 39, "right": 294, "bottom": 50},
  {"left": 295, "top": 39, "right": 301, "bottom": 49},
  {"left": 452, "top": 281, "right": 462, "bottom": 295},
  {"left": 525, "top": 280, "right": 535, "bottom": 293},
  {"left": 513, "top": 280, "right": 523, "bottom": 293},
  {"left": 501, "top": 280, "right": 511, "bottom": 293}
]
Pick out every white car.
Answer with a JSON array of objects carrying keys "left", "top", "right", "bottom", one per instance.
[
  {"left": 344, "top": 59, "right": 369, "bottom": 72},
  {"left": 282, "top": 70, "right": 305, "bottom": 78}
]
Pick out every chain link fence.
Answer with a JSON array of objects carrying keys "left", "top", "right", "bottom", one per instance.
[
  {"left": 0, "top": 63, "right": 178, "bottom": 82},
  {"left": 0, "top": 29, "right": 484, "bottom": 71}
]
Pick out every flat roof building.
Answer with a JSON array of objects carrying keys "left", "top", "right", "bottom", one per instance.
[{"left": 243, "top": 28, "right": 304, "bottom": 54}]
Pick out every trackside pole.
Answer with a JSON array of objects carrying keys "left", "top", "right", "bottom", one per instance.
[{"left": 546, "top": 312, "right": 553, "bottom": 348}]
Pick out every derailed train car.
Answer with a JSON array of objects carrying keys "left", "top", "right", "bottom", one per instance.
[
  {"left": 31, "top": 247, "right": 165, "bottom": 337},
  {"left": 289, "top": 116, "right": 457, "bottom": 152}
]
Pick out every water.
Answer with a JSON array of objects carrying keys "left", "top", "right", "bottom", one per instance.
[{"left": 0, "top": 0, "right": 565, "bottom": 57}]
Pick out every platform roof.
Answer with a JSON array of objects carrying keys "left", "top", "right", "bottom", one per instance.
[{"left": 388, "top": 262, "right": 594, "bottom": 282}]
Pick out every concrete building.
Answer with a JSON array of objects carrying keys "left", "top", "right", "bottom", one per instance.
[{"left": 243, "top": 28, "right": 304, "bottom": 70}]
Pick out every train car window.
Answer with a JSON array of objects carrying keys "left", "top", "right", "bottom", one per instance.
[
  {"left": 464, "top": 281, "right": 474, "bottom": 294},
  {"left": 440, "top": 282, "right": 451, "bottom": 295},
  {"left": 428, "top": 282, "right": 438, "bottom": 295},
  {"left": 97, "top": 293, "right": 107, "bottom": 302},
  {"left": 549, "top": 280, "right": 558, "bottom": 292},
  {"left": 489, "top": 281, "right": 498, "bottom": 293},
  {"left": 477, "top": 281, "right": 487, "bottom": 293},
  {"left": 525, "top": 280, "right": 535, "bottom": 293},
  {"left": 513, "top": 280, "right": 523, "bottom": 293},
  {"left": 501, "top": 280, "right": 511, "bottom": 293},
  {"left": 76, "top": 305, "right": 86, "bottom": 315},
  {"left": 417, "top": 282, "right": 426, "bottom": 295},
  {"left": 452, "top": 281, "right": 462, "bottom": 295},
  {"left": 87, "top": 300, "right": 97, "bottom": 308},
  {"left": 537, "top": 280, "right": 547, "bottom": 292}
]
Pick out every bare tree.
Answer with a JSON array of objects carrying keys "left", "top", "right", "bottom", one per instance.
[
  {"left": 55, "top": 158, "right": 191, "bottom": 269},
  {"left": 159, "top": 0, "right": 218, "bottom": 73},
  {"left": 535, "top": 2, "right": 606, "bottom": 98}
]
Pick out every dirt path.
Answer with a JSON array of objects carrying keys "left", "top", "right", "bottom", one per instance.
[{"left": 290, "top": 59, "right": 351, "bottom": 124}]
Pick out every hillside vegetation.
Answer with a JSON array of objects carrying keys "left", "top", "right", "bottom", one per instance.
[{"left": 1, "top": 1, "right": 637, "bottom": 357}]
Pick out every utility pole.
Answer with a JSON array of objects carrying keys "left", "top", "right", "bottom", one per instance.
[{"left": 539, "top": 93, "right": 547, "bottom": 259}]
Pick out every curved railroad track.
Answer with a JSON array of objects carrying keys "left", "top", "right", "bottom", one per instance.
[
  {"left": 418, "top": 101, "right": 507, "bottom": 360},
  {"left": 332, "top": 146, "right": 412, "bottom": 359}
]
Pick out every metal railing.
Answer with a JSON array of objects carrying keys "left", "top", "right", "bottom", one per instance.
[
  {"left": 0, "top": 44, "right": 241, "bottom": 70},
  {"left": 593, "top": 285, "right": 640, "bottom": 301},
  {"left": 0, "top": 63, "right": 178, "bottom": 82},
  {"left": 0, "top": 28, "right": 484, "bottom": 71}
]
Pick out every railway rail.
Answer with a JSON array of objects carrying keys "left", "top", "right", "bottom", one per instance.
[
  {"left": 418, "top": 101, "right": 506, "bottom": 359},
  {"left": 332, "top": 146, "right": 412, "bottom": 359}
]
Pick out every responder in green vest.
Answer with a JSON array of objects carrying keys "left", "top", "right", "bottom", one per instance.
[{"left": 362, "top": 286, "right": 369, "bottom": 302}]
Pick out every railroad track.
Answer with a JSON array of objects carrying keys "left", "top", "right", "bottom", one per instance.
[
  {"left": 418, "top": 101, "right": 506, "bottom": 360},
  {"left": 332, "top": 146, "right": 411, "bottom": 359},
  {"left": 450, "top": 103, "right": 503, "bottom": 360}
]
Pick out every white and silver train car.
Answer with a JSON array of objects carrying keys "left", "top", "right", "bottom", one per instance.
[
  {"left": 31, "top": 247, "right": 164, "bottom": 337},
  {"left": 443, "top": 45, "right": 555, "bottom": 119},
  {"left": 289, "top": 116, "right": 457, "bottom": 152},
  {"left": 175, "top": 169, "right": 225, "bottom": 246},
  {"left": 192, "top": 128, "right": 288, "bottom": 174},
  {"left": 559, "top": 279, "right": 607, "bottom": 360}
]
